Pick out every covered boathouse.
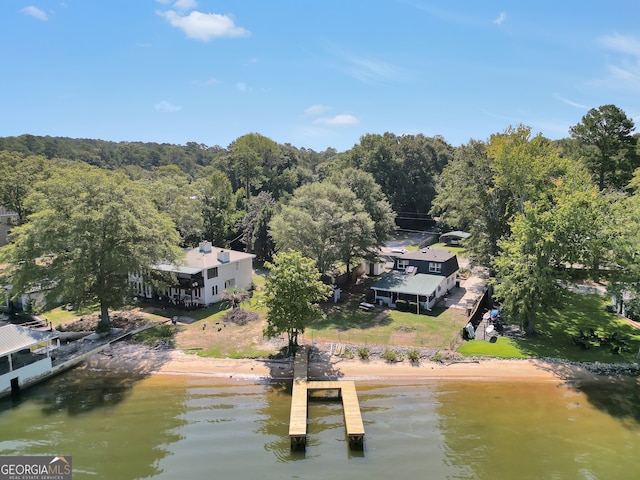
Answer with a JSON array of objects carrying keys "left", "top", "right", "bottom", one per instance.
[{"left": 0, "top": 324, "right": 59, "bottom": 398}]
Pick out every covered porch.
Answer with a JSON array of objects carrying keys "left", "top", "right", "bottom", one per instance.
[{"left": 371, "top": 271, "right": 447, "bottom": 313}]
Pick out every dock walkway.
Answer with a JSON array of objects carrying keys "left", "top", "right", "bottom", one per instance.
[{"left": 288, "top": 346, "right": 364, "bottom": 449}]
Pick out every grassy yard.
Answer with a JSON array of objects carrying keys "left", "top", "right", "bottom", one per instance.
[
  {"left": 306, "top": 298, "right": 468, "bottom": 349},
  {"left": 458, "top": 291, "right": 640, "bottom": 362},
  {"left": 38, "top": 267, "right": 640, "bottom": 363}
]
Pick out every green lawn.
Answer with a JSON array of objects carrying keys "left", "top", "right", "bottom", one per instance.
[
  {"left": 459, "top": 290, "right": 640, "bottom": 362},
  {"left": 41, "top": 305, "right": 99, "bottom": 328},
  {"left": 457, "top": 337, "right": 528, "bottom": 358},
  {"left": 307, "top": 294, "right": 468, "bottom": 349},
  {"left": 38, "top": 269, "right": 640, "bottom": 364}
]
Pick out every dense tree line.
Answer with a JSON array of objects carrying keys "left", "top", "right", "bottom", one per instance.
[
  {"left": 432, "top": 105, "right": 640, "bottom": 332},
  {"left": 3, "top": 104, "right": 640, "bottom": 334}
]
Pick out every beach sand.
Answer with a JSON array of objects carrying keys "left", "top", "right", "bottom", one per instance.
[{"left": 81, "top": 341, "right": 595, "bottom": 384}]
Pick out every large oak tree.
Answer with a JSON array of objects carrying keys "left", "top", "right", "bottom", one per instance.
[{"left": 2, "top": 164, "right": 182, "bottom": 330}]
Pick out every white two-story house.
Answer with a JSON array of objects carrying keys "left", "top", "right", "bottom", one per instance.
[{"left": 131, "top": 241, "right": 255, "bottom": 308}]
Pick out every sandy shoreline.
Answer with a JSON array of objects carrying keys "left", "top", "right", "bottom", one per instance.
[{"left": 80, "top": 341, "right": 599, "bottom": 384}]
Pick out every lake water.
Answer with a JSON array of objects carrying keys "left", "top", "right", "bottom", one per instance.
[{"left": 1, "top": 369, "right": 639, "bottom": 479}]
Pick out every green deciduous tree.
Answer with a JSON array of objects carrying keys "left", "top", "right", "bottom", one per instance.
[
  {"left": 263, "top": 250, "right": 332, "bottom": 354},
  {"left": 431, "top": 140, "right": 508, "bottom": 267},
  {"left": 607, "top": 169, "right": 640, "bottom": 317},
  {"left": 342, "top": 133, "right": 452, "bottom": 214},
  {"left": 569, "top": 104, "right": 638, "bottom": 190},
  {"left": 146, "top": 167, "right": 204, "bottom": 247},
  {"left": 0, "top": 152, "right": 53, "bottom": 222},
  {"left": 2, "top": 165, "right": 182, "bottom": 330},
  {"left": 493, "top": 162, "right": 610, "bottom": 333},
  {"left": 196, "top": 170, "right": 243, "bottom": 247},
  {"left": 432, "top": 126, "right": 564, "bottom": 269},
  {"left": 241, "top": 191, "right": 276, "bottom": 260},
  {"left": 269, "top": 182, "right": 376, "bottom": 278},
  {"left": 493, "top": 200, "right": 561, "bottom": 334},
  {"left": 329, "top": 167, "right": 396, "bottom": 248},
  {"left": 229, "top": 133, "right": 280, "bottom": 202},
  {"left": 488, "top": 125, "right": 566, "bottom": 215}
]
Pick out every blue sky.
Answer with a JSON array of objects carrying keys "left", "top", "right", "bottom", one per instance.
[{"left": 1, "top": 1, "right": 639, "bottom": 152}]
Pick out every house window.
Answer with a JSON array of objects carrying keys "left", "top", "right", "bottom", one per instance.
[
  {"left": 224, "top": 279, "right": 236, "bottom": 289},
  {"left": 212, "top": 285, "right": 218, "bottom": 296},
  {"left": 207, "top": 267, "right": 218, "bottom": 279},
  {"left": 397, "top": 259, "right": 409, "bottom": 270},
  {"left": 429, "top": 262, "right": 442, "bottom": 273}
]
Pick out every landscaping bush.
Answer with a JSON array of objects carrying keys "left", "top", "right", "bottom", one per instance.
[
  {"left": 430, "top": 351, "right": 443, "bottom": 363},
  {"left": 357, "top": 346, "right": 370, "bottom": 360},
  {"left": 408, "top": 302, "right": 419, "bottom": 313},
  {"left": 395, "top": 299, "right": 408, "bottom": 311},
  {"left": 407, "top": 349, "right": 420, "bottom": 362},
  {"left": 381, "top": 349, "right": 400, "bottom": 362}
]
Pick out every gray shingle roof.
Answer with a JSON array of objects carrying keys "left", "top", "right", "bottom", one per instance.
[
  {"left": 0, "top": 324, "right": 58, "bottom": 357},
  {"left": 371, "top": 271, "right": 444, "bottom": 296}
]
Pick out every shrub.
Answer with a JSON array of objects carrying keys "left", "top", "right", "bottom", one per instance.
[
  {"left": 154, "top": 323, "right": 175, "bottom": 338},
  {"left": 430, "top": 351, "right": 443, "bottom": 363},
  {"left": 357, "top": 346, "right": 370, "bottom": 360},
  {"left": 395, "top": 299, "right": 408, "bottom": 311},
  {"left": 381, "top": 350, "right": 398, "bottom": 362},
  {"left": 408, "top": 302, "right": 419, "bottom": 313},
  {"left": 407, "top": 349, "right": 420, "bottom": 362}
]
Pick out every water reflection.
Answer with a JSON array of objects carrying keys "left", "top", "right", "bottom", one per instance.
[
  {"left": 435, "top": 381, "right": 640, "bottom": 479},
  {"left": 573, "top": 376, "right": 640, "bottom": 425},
  {"left": 256, "top": 381, "right": 304, "bottom": 462},
  {"left": 0, "top": 370, "right": 188, "bottom": 479},
  {"left": 2, "top": 370, "right": 640, "bottom": 479}
]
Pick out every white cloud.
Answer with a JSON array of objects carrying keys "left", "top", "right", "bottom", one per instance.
[
  {"left": 173, "top": 0, "right": 198, "bottom": 11},
  {"left": 597, "top": 33, "right": 640, "bottom": 90},
  {"left": 158, "top": 10, "right": 250, "bottom": 42},
  {"left": 493, "top": 12, "right": 507, "bottom": 26},
  {"left": 314, "top": 114, "right": 359, "bottom": 126},
  {"left": 553, "top": 94, "right": 588, "bottom": 109},
  {"left": 600, "top": 32, "right": 640, "bottom": 56},
  {"left": 342, "top": 53, "right": 410, "bottom": 84},
  {"left": 304, "top": 104, "right": 331, "bottom": 116},
  {"left": 22, "top": 6, "right": 48, "bottom": 21},
  {"left": 236, "top": 82, "right": 249, "bottom": 92},
  {"left": 155, "top": 100, "right": 182, "bottom": 112}
]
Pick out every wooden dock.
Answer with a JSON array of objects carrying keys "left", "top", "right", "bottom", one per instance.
[{"left": 288, "top": 346, "right": 365, "bottom": 449}]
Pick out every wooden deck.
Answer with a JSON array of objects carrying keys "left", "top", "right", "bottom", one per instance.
[
  {"left": 288, "top": 346, "right": 309, "bottom": 448},
  {"left": 288, "top": 346, "right": 365, "bottom": 449}
]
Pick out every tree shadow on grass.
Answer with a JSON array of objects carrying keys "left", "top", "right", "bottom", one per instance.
[
  {"left": 316, "top": 301, "right": 393, "bottom": 330},
  {"left": 505, "top": 289, "right": 640, "bottom": 424},
  {"left": 508, "top": 290, "right": 640, "bottom": 362}
]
